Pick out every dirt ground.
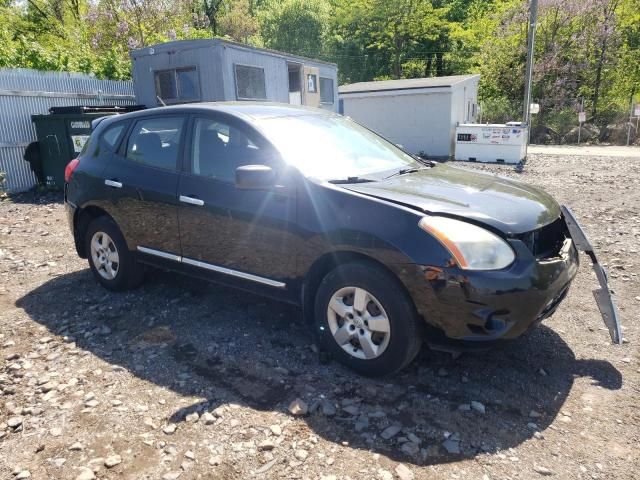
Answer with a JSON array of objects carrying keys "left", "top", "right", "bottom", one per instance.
[{"left": 0, "top": 153, "right": 638, "bottom": 480}]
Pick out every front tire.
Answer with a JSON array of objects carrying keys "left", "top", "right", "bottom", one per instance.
[
  {"left": 314, "top": 262, "right": 422, "bottom": 376},
  {"left": 85, "top": 216, "right": 144, "bottom": 291}
]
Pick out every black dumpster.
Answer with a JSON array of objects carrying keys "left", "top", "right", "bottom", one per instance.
[{"left": 30, "top": 105, "right": 144, "bottom": 189}]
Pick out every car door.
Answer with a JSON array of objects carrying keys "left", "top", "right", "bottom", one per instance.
[
  {"left": 177, "top": 113, "right": 297, "bottom": 288},
  {"left": 102, "top": 115, "right": 186, "bottom": 255}
]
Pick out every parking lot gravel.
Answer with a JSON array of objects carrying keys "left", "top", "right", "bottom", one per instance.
[{"left": 0, "top": 152, "right": 638, "bottom": 479}]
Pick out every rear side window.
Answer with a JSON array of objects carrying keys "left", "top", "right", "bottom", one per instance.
[
  {"left": 87, "top": 122, "right": 125, "bottom": 158},
  {"left": 101, "top": 123, "right": 126, "bottom": 149},
  {"left": 126, "top": 117, "right": 185, "bottom": 171},
  {"left": 100, "top": 123, "right": 126, "bottom": 150}
]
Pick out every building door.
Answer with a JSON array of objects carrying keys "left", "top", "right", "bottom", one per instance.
[
  {"left": 303, "top": 66, "right": 320, "bottom": 107},
  {"left": 288, "top": 63, "right": 302, "bottom": 105}
]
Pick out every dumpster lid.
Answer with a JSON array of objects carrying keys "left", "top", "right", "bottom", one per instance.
[{"left": 48, "top": 105, "right": 146, "bottom": 115}]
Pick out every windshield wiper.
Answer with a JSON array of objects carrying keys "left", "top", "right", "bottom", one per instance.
[
  {"left": 328, "top": 176, "right": 377, "bottom": 184},
  {"left": 384, "top": 166, "right": 430, "bottom": 180}
]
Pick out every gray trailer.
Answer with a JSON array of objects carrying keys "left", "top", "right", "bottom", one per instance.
[{"left": 130, "top": 39, "right": 338, "bottom": 111}]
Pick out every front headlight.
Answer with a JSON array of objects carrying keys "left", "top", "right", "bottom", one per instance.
[{"left": 419, "top": 216, "right": 515, "bottom": 270}]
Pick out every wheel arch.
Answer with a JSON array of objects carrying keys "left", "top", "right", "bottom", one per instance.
[
  {"left": 74, "top": 205, "right": 115, "bottom": 258},
  {"left": 301, "top": 250, "right": 416, "bottom": 326}
]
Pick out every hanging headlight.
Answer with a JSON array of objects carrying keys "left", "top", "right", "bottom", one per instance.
[{"left": 419, "top": 216, "right": 515, "bottom": 270}]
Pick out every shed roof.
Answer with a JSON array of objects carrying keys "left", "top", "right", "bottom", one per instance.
[
  {"left": 130, "top": 38, "right": 337, "bottom": 68},
  {"left": 338, "top": 75, "right": 479, "bottom": 95}
]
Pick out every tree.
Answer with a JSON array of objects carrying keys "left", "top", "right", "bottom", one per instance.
[
  {"left": 219, "top": 0, "right": 259, "bottom": 43},
  {"left": 259, "top": 0, "right": 330, "bottom": 58}
]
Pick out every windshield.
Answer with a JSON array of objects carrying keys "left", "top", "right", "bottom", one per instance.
[{"left": 255, "top": 114, "right": 423, "bottom": 181}]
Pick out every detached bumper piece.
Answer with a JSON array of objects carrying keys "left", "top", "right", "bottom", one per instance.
[{"left": 561, "top": 205, "right": 622, "bottom": 344}]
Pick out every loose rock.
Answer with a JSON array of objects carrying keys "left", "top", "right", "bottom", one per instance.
[
  {"left": 395, "top": 464, "right": 415, "bottom": 480},
  {"left": 163, "top": 424, "right": 177, "bottom": 435},
  {"left": 471, "top": 401, "right": 486, "bottom": 414},
  {"left": 75, "top": 467, "right": 96, "bottom": 480},
  {"left": 533, "top": 465, "right": 554, "bottom": 476},
  {"left": 381, "top": 425, "right": 402, "bottom": 440},
  {"left": 288, "top": 398, "right": 308, "bottom": 416},
  {"left": 104, "top": 455, "right": 122, "bottom": 468},
  {"left": 294, "top": 449, "right": 309, "bottom": 461}
]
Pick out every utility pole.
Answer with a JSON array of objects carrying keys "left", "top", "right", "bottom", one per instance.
[
  {"left": 522, "top": 0, "right": 539, "bottom": 130},
  {"left": 627, "top": 96, "right": 635, "bottom": 146},
  {"left": 578, "top": 97, "right": 584, "bottom": 144}
]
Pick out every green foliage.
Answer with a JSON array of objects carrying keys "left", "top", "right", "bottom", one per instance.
[
  {"left": 480, "top": 96, "right": 519, "bottom": 124},
  {"left": 0, "top": 0, "right": 637, "bottom": 129},
  {"left": 259, "top": 0, "right": 330, "bottom": 58}
]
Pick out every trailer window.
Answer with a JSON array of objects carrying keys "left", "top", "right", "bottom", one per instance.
[
  {"left": 235, "top": 65, "right": 267, "bottom": 100},
  {"left": 320, "top": 77, "right": 334, "bottom": 104},
  {"left": 154, "top": 67, "right": 200, "bottom": 104}
]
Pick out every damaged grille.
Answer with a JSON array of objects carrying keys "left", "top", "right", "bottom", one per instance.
[{"left": 517, "top": 217, "right": 568, "bottom": 259}]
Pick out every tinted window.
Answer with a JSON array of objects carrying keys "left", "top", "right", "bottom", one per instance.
[
  {"left": 154, "top": 67, "right": 200, "bottom": 104},
  {"left": 126, "top": 117, "right": 184, "bottom": 171},
  {"left": 102, "top": 124, "right": 125, "bottom": 149},
  {"left": 235, "top": 65, "right": 267, "bottom": 100},
  {"left": 191, "top": 117, "right": 264, "bottom": 182},
  {"left": 320, "top": 77, "right": 334, "bottom": 104}
]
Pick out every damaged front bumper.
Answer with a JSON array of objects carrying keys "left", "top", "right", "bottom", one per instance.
[
  {"left": 396, "top": 206, "right": 622, "bottom": 347},
  {"left": 561, "top": 205, "right": 622, "bottom": 344}
]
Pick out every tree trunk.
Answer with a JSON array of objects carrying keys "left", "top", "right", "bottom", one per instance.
[
  {"left": 591, "top": 38, "right": 607, "bottom": 118},
  {"left": 436, "top": 52, "right": 444, "bottom": 76}
]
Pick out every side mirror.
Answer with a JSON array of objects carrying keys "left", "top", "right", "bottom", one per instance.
[{"left": 235, "top": 164, "right": 276, "bottom": 190}]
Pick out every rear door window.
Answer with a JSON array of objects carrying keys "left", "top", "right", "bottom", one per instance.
[
  {"left": 190, "top": 117, "right": 265, "bottom": 182},
  {"left": 126, "top": 117, "right": 185, "bottom": 171}
]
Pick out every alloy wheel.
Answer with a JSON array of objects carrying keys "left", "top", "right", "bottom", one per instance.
[
  {"left": 90, "top": 231, "right": 120, "bottom": 280},
  {"left": 326, "top": 286, "right": 391, "bottom": 360}
]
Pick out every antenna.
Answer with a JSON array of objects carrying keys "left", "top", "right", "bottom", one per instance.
[{"left": 157, "top": 95, "right": 167, "bottom": 107}]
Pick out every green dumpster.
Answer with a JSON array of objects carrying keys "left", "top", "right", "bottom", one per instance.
[{"left": 30, "top": 105, "right": 143, "bottom": 189}]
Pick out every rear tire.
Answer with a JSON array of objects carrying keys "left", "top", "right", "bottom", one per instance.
[
  {"left": 84, "top": 216, "right": 144, "bottom": 291},
  {"left": 314, "top": 262, "right": 422, "bottom": 376}
]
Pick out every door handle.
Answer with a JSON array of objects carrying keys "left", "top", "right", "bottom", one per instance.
[
  {"left": 179, "top": 195, "right": 204, "bottom": 206},
  {"left": 105, "top": 179, "right": 122, "bottom": 188}
]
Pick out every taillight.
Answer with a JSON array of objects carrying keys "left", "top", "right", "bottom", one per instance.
[{"left": 64, "top": 158, "right": 80, "bottom": 183}]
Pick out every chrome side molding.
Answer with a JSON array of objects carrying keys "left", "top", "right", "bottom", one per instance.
[
  {"left": 136, "top": 246, "right": 286, "bottom": 289},
  {"left": 137, "top": 245, "right": 182, "bottom": 262}
]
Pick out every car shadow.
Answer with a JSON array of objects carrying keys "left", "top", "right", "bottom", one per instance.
[
  {"left": 3, "top": 190, "right": 64, "bottom": 205},
  {"left": 16, "top": 268, "right": 622, "bottom": 466}
]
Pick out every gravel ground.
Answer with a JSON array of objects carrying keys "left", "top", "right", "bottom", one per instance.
[{"left": 0, "top": 153, "right": 638, "bottom": 480}]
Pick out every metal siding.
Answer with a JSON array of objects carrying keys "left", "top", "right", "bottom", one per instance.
[
  {"left": 130, "top": 40, "right": 338, "bottom": 109},
  {"left": 131, "top": 44, "right": 224, "bottom": 106},
  {"left": 0, "top": 68, "right": 135, "bottom": 193},
  {"left": 342, "top": 92, "right": 453, "bottom": 156},
  {"left": 221, "top": 44, "right": 289, "bottom": 102}
]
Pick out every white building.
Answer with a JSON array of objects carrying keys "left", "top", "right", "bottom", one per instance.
[{"left": 338, "top": 75, "right": 480, "bottom": 159}]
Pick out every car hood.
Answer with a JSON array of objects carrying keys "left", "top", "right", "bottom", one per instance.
[{"left": 344, "top": 164, "right": 561, "bottom": 234}]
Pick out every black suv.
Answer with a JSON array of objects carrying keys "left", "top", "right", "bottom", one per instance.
[{"left": 65, "top": 103, "right": 618, "bottom": 376}]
